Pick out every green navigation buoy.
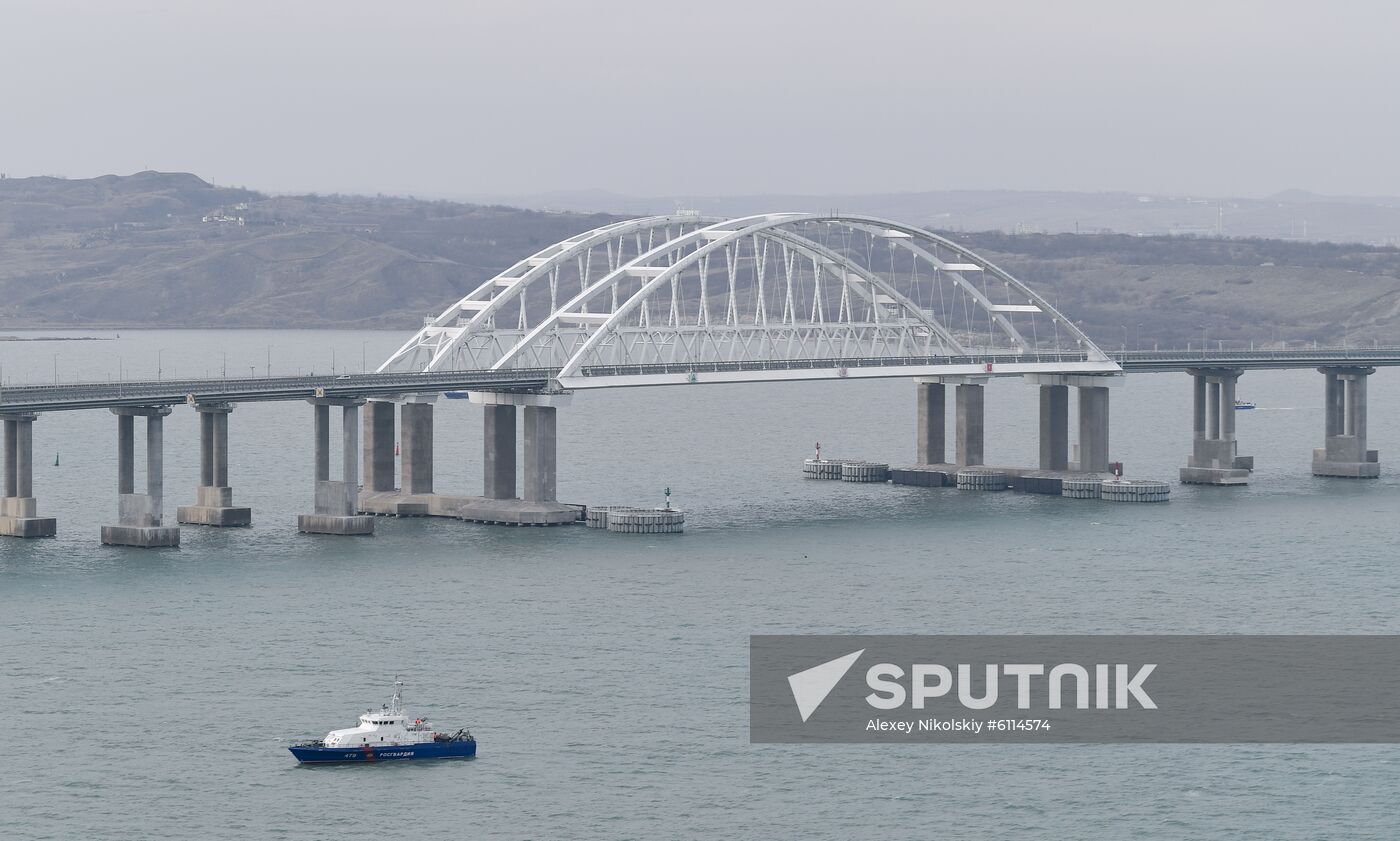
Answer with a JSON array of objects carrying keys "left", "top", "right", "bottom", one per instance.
[{"left": 54, "top": 451, "right": 59, "bottom": 466}]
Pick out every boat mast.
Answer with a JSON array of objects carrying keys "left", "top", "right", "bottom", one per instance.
[{"left": 390, "top": 676, "right": 404, "bottom": 714}]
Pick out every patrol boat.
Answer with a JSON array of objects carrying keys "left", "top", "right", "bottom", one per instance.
[{"left": 289, "top": 680, "right": 476, "bottom": 764}]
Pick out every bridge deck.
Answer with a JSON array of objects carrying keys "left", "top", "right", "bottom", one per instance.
[
  {"left": 1114, "top": 348, "right": 1400, "bottom": 372},
  {"left": 3, "top": 348, "right": 1398, "bottom": 413}
]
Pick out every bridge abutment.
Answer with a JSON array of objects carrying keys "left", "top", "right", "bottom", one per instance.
[
  {"left": 103, "top": 406, "right": 180, "bottom": 547},
  {"left": 1313, "top": 367, "right": 1379, "bottom": 477},
  {"left": 299, "top": 398, "right": 374, "bottom": 535},
  {"left": 177, "top": 403, "right": 251, "bottom": 527},
  {"left": 1180, "top": 368, "right": 1252, "bottom": 485},
  {"left": 0, "top": 413, "right": 56, "bottom": 537}
]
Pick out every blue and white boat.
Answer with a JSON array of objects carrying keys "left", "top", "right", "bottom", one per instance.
[{"left": 289, "top": 680, "right": 476, "bottom": 764}]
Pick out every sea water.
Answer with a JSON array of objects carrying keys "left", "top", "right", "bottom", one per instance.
[{"left": 2, "top": 330, "right": 1398, "bottom": 839}]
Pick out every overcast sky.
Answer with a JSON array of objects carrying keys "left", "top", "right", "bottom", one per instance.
[{"left": 4, "top": 0, "right": 1398, "bottom": 200}]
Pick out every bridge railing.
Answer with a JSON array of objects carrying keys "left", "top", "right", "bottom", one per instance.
[
  {"left": 580, "top": 352, "right": 1096, "bottom": 378},
  {"left": 0, "top": 368, "right": 559, "bottom": 412}
]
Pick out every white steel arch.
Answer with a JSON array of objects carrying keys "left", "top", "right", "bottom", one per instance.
[
  {"left": 378, "top": 214, "right": 717, "bottom": 373},
  {"left": 382, "top": 213, "right": 1120, "bottom": 388}
]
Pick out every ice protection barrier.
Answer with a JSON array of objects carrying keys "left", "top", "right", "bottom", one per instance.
[
  {"left": 803, "top": 458, "right": 849, "bottom": 479},
  {"left": 840, "top": 461, "right": 889, "bottom": 483},
  {"left": 890, "top": 466, "right": 951, "bottom": 487},
  {"left": 1061, "top": 477, "right": 1103, "bottom": 499},
  {"left": 956, "top": 468, "right": 1007, "bottom": 491},
  {"left": 605, "top": 508, "right": 685, "bottom": 534},
  {"left": 1100, "top": 479, "right": 1171, "bottom": 503}
]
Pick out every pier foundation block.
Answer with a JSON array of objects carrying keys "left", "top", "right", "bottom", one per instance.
[
  {"left": 178, "top": 403, "right": 252, "bottom": 527},
  {"left": 1312, "top": 367, "right": 1380, "bottom": 478},
  {"left": 299, "top": 399, "right": 374, "bottom": 536},
  {"left": 1, "top": 413, "right": 56, "bottom": 537},
  {"left": 1181, "top": 368, "right": 1252, "bottom": 485},
  {"left": 102, "top": 406, "right": 180, "bottom": 547}
]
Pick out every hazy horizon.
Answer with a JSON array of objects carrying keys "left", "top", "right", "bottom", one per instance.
[{"left": 5, "top": 0, "right": 1399, "bottom": 200}]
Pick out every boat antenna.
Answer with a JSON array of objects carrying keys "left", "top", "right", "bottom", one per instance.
[{"left": 391, "top": 676, "right": 403, "bottom": 714}]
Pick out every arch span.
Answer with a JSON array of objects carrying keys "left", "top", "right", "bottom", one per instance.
[{"left": 381, "top": 213, "right": 1119, "bottom": 388}]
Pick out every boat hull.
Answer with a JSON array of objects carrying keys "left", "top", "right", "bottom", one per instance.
[{"left": 289, "top": 740, "right": 476, "bottom": 764}]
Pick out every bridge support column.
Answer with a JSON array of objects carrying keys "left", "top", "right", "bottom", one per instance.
[
  {"left": 103, "top": 406, "right": 179, "bottom": 547},
  {"left": 1181, "top": 368, "right": 1252, "bottom": 485},
  {"left": 1077, "top": 385, "right": 1111, "bottom": 473},
  {"left": 915, "top": 381, "right": 946, "bottom": 465},
  {"left": 362, "top": 400, "right": 397, "bottom": 493},
  {"left": 453, "top": 391, "right": 576, "bottom": 525},
  {"left": 1038, "top": 385, "right": 1069, "bottom": 471},
  {"left": 483, "top": 404, "right": 517, "bottom": 500},
  {"left": 523, "top": 405, "right": 557, "bottom": 503},
  {"left": 1023, "top": 374, "right": 1120, "bottom": 474},
  {"left": 178, "top": 403, "right": 252, "bottom": 527},
  {"left": 955, "top": 382, "right": 985, "bottom": 467},
  {"left": 401, "top": 401, "right": 434, "bottom": 495},
  {"left": 1313, "top": 367, "right": 1379, "bottom": 477},
  {"left": 0, "top": 413, "right": 56, "bottom": 537},
  {"left": 299, "top": 398, "right": 373, "bottom": 535}
]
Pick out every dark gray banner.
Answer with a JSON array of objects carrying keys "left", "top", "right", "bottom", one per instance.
[{"left": 750, "top": 635, "right": 1400, "bottom": 743}]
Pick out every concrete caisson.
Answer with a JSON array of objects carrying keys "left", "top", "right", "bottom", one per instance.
[
  {"left": 840, "top": 461, "right": 889, "bottom": 482},
  {"left": 1100, "top": 479, "right": 1170, "bottom": 502},
  {"left": 605, "top": 508, "right": 685, "bottom": 534},
  {"left": 1060, "top": 477, "right": 1103, "bottom": 499},
  {"left": 889, "top": 466, "right": 950, "bottom": 487},
  {"left": 803, "top": 458, "right": 847, "bottom": 479},
  {"left": 955, "top": 468, "right": 1007, "bottom": 491}
]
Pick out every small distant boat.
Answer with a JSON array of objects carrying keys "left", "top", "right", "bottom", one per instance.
[
  {"left": 1234, "top": 400, "right": 1256, "bottom": 410},
  {"left": 289, "top": 679, "right": 476, "bottom": 764}
]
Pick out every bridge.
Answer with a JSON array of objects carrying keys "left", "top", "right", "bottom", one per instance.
[{"left": 0, "top": 213, "right": 1390, "bottom": 543}]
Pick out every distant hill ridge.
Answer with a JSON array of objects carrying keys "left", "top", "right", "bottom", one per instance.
[{"left": 0, "top": 171, "right": 1398, "bottom": 346}]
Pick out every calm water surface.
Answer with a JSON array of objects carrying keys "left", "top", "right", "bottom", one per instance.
[{"left": 3, "top": 330, "right": 1398, "bottom": 839}]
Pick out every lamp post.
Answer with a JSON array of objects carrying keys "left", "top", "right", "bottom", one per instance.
[{"left": 157, "top": 348, "right": 166, "bottom": 381}]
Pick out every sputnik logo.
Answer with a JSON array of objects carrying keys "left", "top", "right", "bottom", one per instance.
[{"left": 787, "top": 650, "right": 864, "bottom": 722}]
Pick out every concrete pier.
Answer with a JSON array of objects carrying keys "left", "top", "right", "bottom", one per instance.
[
  {"left": 1313, "top": 366, "right": 1380, "bottom": 477},
  {"left": 401, "top": 401, "right": 434, "bottom": 495},
  {"left": 177, "top": 403, "right": 252, "bottom": 527},
  {"left": 298, "top": 398, "right": 374, "bottom": 535},
  {"left": 955, "top": 381, "right": 985, "bottom": 466},
  {"left": 1038, "top": 384, "right": 1069, "bottom": 471},
  {"left": 915, "top": 381, "right": 946, "bottom": 464},
  {"left": 483, "top": 404, "right": 517, "bottom": 500},
  {"left": 523, "top": 405, "right": 557, "bottom": 503},
  {"left": 102, "top": 406, "right": 180, "bottom": 547},
  {"left": 1077, "top": 384, "right": 1110, "bottom": 474},
  {"left": 1024, "top": 373, "right": 1120, "bottom": 473},
  {"left": 362, "top": 400, "right": 397, "bottom": 494},
  {"left": 0, "top": 413, "right": 57, "bottom": 537},
  {"left": 1181, "top": 367, "right": 1253, "bottom": 485},
  {"left": 358, "top": 391, "right": 577, "bottom": 526}
]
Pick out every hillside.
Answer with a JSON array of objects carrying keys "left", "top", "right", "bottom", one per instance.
[
  {"left": 0, "top": 171, "right": 615, "bottom": 328},
  {"left": 1, "top": 171, "right": 1398, "bottom": 347}
]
